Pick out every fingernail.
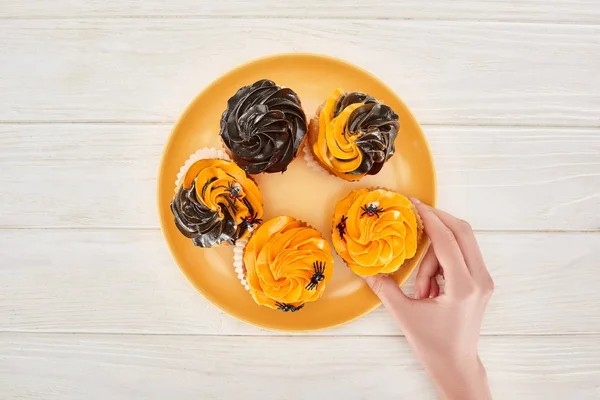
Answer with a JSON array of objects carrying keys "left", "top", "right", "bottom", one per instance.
[{"left": 409, "top": 197, "right": 421, "bottom": 204}]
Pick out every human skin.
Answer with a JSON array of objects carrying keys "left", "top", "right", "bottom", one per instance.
[{"left": 364, "top": 198, "right": 494, "bottom": 399}]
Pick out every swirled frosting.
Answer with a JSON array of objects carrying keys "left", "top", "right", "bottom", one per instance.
[
  {"left": 310, "top": 89, "right": 399, "bottom": 181},
  {"left": 171, "top": 159, "right": 263, "bottom": 248},
  {"left": 332, "top": 188, "right": 422, "bottom": 276},
  {"left": 220, "top": 79, "right": 308, "bottom": 174},
  {"left": 244, "top": 216, "right": 334, "bottom": 311}
]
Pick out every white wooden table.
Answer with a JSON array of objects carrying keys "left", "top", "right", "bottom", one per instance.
[{"left": 1, "top": 1, "right": 599, "bottom": 399}]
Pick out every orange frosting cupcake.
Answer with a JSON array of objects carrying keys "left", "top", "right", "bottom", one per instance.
[
  {"left": 243, "top": 216, "right": 334, "bottom": 311},
  {"left": 331, "top": 188, "right": 423, "bottom": 276}
]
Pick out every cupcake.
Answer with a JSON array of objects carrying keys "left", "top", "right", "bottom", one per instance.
[
  {"left": 171, "top": 149, "right": 263, "bottom": 248},
  {"left": 235, "top": 216, "right": 334, "bottom": 311},
  {"left": 306, "top": 89, "right": 399, "bottom": 181},
  {"left": 331, "top": 188, "right": 423, "bottom": 276},
  {"left": 220, "top": 79, "right": 308, "bottom": 174}
]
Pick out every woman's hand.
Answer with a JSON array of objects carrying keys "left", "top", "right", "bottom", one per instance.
[{"left": 364, "top": 199, "right": 494, "bottom": 400}]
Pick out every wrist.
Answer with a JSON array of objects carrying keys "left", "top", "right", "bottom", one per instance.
[{"left": 426, "top": 355, "right": 491, "bottom": 400}]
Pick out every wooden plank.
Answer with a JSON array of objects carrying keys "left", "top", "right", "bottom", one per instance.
[
  {"left": 1, "top": 333, "right": 599, "bottom": 399},
  {"left": 431, "top": 126, "right": 600, "bottom": 231},
  {"left": 1, "top": 19, "right": 599, "bottom": 126},
  {"left": 1, "top": 0, "right": 599, "bottom": 23},
  {"left": 1, "top": 229, "right": 598, "bottom": 335},
  {"left": 1, "top": 124, "right": 598, "bottom": 230}
]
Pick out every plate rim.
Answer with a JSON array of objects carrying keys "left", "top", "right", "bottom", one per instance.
[{"left": 157, "top": 52, "right": 437, "bottom": 332}]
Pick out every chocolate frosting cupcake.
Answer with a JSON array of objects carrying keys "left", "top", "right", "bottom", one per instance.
[{"left": 220, "top": 79, "right": 307, "bottom": 174}]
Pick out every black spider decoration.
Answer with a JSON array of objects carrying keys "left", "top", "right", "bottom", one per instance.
[
  {"left": 236, "top": 199, "right": 262, "bottom": 239},
  {"left": 336, "top": 215, "right": 348, "bottom": 241},
  {"left": 242, "top": 212, "right": 262, "bottom": 227},
  {"left": 305, "top": 261, "right": 326, "bottom": 290},
  {"left": 275, "top": 302, "right": 304, "bottom": 312},
  {"left": 361, "top": 202, "right": 384, "bottom": 218},
  {"left": 227, "top": 182, "right": 243, "bottom": 200},
  {"left": 213, "top": 181, "right": 243, "bottom": 211}
]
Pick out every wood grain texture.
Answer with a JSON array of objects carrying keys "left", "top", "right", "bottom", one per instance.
[
  {"left": 1, "top": 1, "right": 598, "bottom": 396},
  {"left": 1, "top": 333, "right": 599, "bottom": 400},
  {"left": 1, "top": 124, "right": 598, "bottom": 230},
  {"left": 2, "top": 0, "right": 599, "bottom": 23},
  {"left": 1, "top": 229, "right": 598, "bottom": 335},
  {"left": 1, "top": 19, "right": 599, "bottom": 126}
]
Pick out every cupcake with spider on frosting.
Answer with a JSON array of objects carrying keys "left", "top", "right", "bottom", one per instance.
[
  {"left": 305, "top": 89, "right": 400, "bottom": 181},
  {"left": 234, "top": 216, "right": 334, "bottom": 311},
  {"left": 220, "top": 79, "right": 308, "bottom": 175},
  {"left": 170, "top": 148, "right": 264, "bottom": 248},
  {"left": 331, "top": 188, "right": 423, "bottom": 277}
]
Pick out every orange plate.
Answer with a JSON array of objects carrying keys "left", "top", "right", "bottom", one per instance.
[{"left": 157, "top": 54, "right": 436, "bottom": 332}]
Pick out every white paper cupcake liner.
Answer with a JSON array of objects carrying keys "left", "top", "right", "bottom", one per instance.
[
  {"left": 233, "top": 238, "right": 250, "bottom": 291},
  {"left": 303, "top": 144, "right": 329, "bottom": 176},
  {"left": 174, "top": 147, "right": 231, "bottom": 193}
]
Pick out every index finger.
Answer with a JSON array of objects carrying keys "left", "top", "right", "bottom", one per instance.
[
  {"left": 412, "top": 199, "right": 472, "bottom": 293},
  {"left": 432, "top": 208, "right": 494, "bottom": 292}
]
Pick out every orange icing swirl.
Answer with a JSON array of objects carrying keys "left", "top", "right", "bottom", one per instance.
[
  {"left": 310, "top": 89, "right": 399, "bottom": 181},
  {"left": 244, "top": 216, "right": 334, "bottom": 310},
  {"left": 331, "top": 188, "right": 422, "bottom": 276},
  {"left": 171, "top": 159, "right": 263, "bottom": 247}
]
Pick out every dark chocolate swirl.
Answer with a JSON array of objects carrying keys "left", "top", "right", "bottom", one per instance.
[
  {"left": 171, "top": 159, "right": 264, "bottom": 248},
  {"left": 310, "top": 90, "right": 400, "bottom": 181},
  {"left": 333, "top": 92, "right": 377, "bottom": 117},
  {"left": 345, "top": 100, "right": 399, "bottom": 175},
  {"left": 220, "top": 79, "right": 307, "bottom": 174},
  {"left": 171, "top": 181, "right": 238, "bottom": 247}
]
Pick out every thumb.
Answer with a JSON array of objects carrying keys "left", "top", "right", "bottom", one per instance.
[{"left": 364, "top": 274, "right": 411, "bottom": 310}]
